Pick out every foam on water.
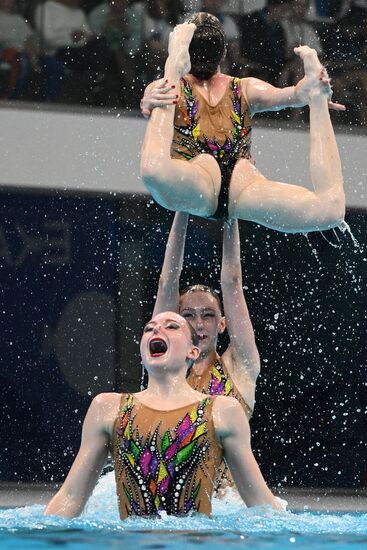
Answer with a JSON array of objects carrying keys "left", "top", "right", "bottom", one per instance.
[{"left": 1, "top": 472, "right": 366, "bottom": 538}]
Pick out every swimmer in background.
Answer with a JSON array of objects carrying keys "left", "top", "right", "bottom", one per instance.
[
  {"left": 44, "top": 311, "right": 284, "bottom": 519},
  {"left": 154, "top": 213, "right": 260, "bottom": 490},
  {"left": 140, "top": 15, "right": 345, "bottom": 231},
  {"left": 154, "top": 213, "right": 257, "bottom": 424}
]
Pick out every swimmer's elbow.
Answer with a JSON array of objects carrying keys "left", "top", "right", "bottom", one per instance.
[
  {"left": 221, "top": 272, "right": 242, "bottom": 290},
  {"left": 157, "top": 275, "right": 179, "bottom": 296}
]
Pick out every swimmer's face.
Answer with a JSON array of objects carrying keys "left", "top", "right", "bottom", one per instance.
[
  {"left": 141, "top": 311, "right": 199, "bottom": 372},
  {"left": 179, "top": 291, "right": 225, "bottom": 356}
]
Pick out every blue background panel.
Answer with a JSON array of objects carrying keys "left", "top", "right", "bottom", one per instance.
[{"left": 0, "top": 191, "right": 120, "bottom": 481}]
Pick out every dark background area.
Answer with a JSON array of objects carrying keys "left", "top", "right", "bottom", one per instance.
[
  {"left": 1, "top": 0, "right": 366, "bottom": 127},
  {"left": 0, "top": 189, "right": 366, "bottom": 488}
]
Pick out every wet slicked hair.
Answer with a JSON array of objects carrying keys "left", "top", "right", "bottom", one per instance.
[
  {"left": 187, "top": 12, "right": 226, "bottom": 81},
  {"left": 179, "top": 284, "right": 223, "bottom": 314}
]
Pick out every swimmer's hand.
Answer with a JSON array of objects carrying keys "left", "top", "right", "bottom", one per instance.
[
  {"left": 295, "top": 71, "right": 346, "bottom": 111},
  {"left": 140, "top": 79, "right": 179, "bottom": 119},
  {"left": 294, "top": 46, "right": 346, "bottom": 111},
  {"left": 319, "top": 70, "right": 346, "bottom": 111},
  {"left": 320, "top": 69, "right": 346, "bottom": 111}
]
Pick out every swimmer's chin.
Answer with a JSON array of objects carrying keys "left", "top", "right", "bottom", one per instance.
[{"left": 146, "top": 356, "right": 169, "bottom": 368}]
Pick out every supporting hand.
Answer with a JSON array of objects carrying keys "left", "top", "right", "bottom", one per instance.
[
  {"left": 140, "top": 79, "right": 178, "bottom": 119},
  {"left": 294, "top": 46, "right": 346, "bottom": 111}
]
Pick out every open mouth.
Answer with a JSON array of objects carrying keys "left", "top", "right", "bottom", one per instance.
[
  {"left": 149, "top": 338, "right": 168, "bottom": 357},
  {"left": 197, "top": 335, "right": 207, "bottom": 341}
]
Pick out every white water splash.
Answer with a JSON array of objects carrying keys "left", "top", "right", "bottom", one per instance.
[
  {"left": 319, "top": 229, "right": 342, "bottom": 249},
  {"left": 1, "top": 475, "right": 366, "bottom": 536},
  {"left": 1, "top": 473, "right": 367, "bottom": 550},
  {"left": 302, "top": 233, "right": 321, "bottom": 263},
  {"left": 338, "top": 220, "right": 363, "bottom": 251}
]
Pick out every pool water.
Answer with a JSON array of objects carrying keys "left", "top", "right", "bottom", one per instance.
[{"left": 1, "top": 474, "right": 366, "bottom": 549}]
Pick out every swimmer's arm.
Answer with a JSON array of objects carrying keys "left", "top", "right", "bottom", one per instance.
[
  {"left": 220, "top": 220, "right": 260, "bottom": 412},
  {"left": 140, "top": 79, "right": 178, "bottom": 119},
  {"left": 153, "top": 211, "right": 189, "bottom": 316},
  {"left": 244, "top": 77, "right": 345, "bottom": 116},
  {"left": 244, "top": 76, "right": 307, "bottom": 116},
  {"left": 214, "top": 397, "right": 282, "bottom": 510},
  {"left": 44, "top": 395, "right": 111, "bottom": 518}
]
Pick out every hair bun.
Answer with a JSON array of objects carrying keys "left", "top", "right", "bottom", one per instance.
[{"left": 188, "top": 12, "right": 226, "bottom": 81}]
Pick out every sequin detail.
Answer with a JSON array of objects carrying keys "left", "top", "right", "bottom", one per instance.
[
  {"left": 208, "top": 360, "right": 233, "bottom": 396},
  {"left": 173, "top": 77, "right": 252, "bottom": 163},
  {"left": 115, "top": 395, "right": 212, "bottom": 517}
]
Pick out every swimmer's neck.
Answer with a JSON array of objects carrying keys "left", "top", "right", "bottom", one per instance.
[
  {"left": 186, "top": 69, "right": 228, "bottom": 87},
  {"left": 141, "top": 377, "right": 199, "bottom": 402},
  {"left": 192, "top": 350, "right": 219, "bottom": 375}
]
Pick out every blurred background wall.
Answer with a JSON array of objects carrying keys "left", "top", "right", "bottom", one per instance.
[{"left": 0, "top": 108, "right": 365, "bottom": 208}]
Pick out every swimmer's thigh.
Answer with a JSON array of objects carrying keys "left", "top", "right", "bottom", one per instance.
[
  {"left": 228, "top": 159, "right": 327, "bottom": 233},
  {"left": 145, "top": 153, "right": 221, "bottom": 217}
]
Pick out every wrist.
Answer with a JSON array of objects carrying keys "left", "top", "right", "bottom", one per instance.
[
  {"left": 293, "top": 84, "right": 302, "bottom": 105},
  {"left": 294, "top": 82, "right": 307, "bottom": 107}
]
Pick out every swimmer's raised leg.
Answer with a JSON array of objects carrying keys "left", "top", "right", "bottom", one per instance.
[
  {"left": 229, "top": 46, "right": 345, "bottom": 232},
  {"left": 140, "top": 23, "right": 221, "bottom": 217}
]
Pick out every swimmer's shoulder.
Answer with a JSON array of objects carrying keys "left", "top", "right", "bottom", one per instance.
[
  {"left": 212, "top": 395, "right": 250, "bottom": 437},
  {"left": 89, "top": 392, "right": 125, "bottom": 436},
  {"left": 212, "top": 394, "right": 242, "bottom": 413}
]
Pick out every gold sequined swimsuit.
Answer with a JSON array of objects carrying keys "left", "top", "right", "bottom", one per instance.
[
  {"left": 112, "top": 394, "right": 223, "bottom": 519},
  {"left": 171, "top": 77, "right": 252, "bottom": 220}
]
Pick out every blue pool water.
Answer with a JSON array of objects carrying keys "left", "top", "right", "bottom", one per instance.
[{"left": 1, "top": 475, "right": 366, "bottom": 550}]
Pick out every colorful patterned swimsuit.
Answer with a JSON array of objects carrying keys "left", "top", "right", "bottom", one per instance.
[
  {"left": 171, "top": 77, "right": 252, "bottom": 220},
  {"left": 187, "top": 359, "right": 252, "bottom": 490},
  {"left": 187, "top": 358, "right": 251, "bottom": 419},
  {"left": 112, "top": 394, "right": 222, "bottom": 519}
]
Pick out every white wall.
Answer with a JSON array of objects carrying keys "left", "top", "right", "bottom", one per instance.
[{"left": 0, "top": 106, "right": 365, "bottom": 209}]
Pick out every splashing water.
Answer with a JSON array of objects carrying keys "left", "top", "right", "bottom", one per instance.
[
  {"left": 140, "top": 362, "right": 145, "bottom": 390},
  {"left": 338, "top": 220, "right": 363, "bottom": 252},
  {"left": 303, "top": 218, "right": 365, "bottom": 264},
  {"left": 320, "top": 229, "right": 342, "bottom": 249},
  {"left": 1, "top": 473, "right": 366, "bottom": 550},
  {"left": 302, "top": 233, "right": 321, "bottom": 263}
]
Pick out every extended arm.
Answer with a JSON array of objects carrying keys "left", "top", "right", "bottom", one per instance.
[
  {"left": 44, "top": 395, "right": 112, "bottom": 518},
  {"left": 214, "top": 397, "right": 282, "bottom": 510},
  {"left": 245, "top": 77, "right": 304, "bottom": 114},
  {"left": 244, "top": 47, "right": 345, "bottom": 116},
  {"left": 153, "top": 211, "right": 189, "bottom": 316},
  {"left": 220, "top": 220, "right": 260, "bottom": 412}
]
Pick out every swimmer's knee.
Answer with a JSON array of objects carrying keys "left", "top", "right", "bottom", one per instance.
[
  {"left": 328, "top": 190, "right": 345, "bottom": 224},
  {"left": 312, "top": 188, "right": 346, "bottom": 229},
  {"left": 140, "top": 155, "right": 169, "bottom": 186}
]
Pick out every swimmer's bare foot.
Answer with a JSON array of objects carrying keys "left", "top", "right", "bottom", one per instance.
[
  {"left": 165, "top": 23, "right": 196, "bottom": 81},
  {"left": 294, "top": 45, "right": 331, "bottom": 103}
]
